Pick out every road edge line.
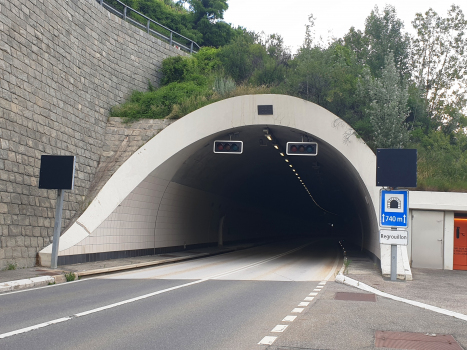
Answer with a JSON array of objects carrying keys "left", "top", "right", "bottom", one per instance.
[{"left": 335, "top": 274, "right": 467, "bottom": 322}]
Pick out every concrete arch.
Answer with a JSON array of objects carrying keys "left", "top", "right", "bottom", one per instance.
[{"left": 39, "top": 95, "right": 381, "bottom": 265}]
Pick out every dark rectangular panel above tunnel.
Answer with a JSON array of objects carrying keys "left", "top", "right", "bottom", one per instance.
[
  {"left": 376, "top": 149, "right": 417, "bottom": 188},
  {"left": 257, "top": 105, "right": 273, "bottom": 115}
]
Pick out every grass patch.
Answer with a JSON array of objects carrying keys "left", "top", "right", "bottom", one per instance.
[
  {"left": 111, "top": 84, "right": 273, "bottom": 122},
  {"left": 343, "top": 258, "right": 351, "bottom": 275},
  {"left": 64, "top": 271, "right": 76, "bottom": 282},
  {"left": 7, "top": 263, "right": 17, "bottom": 270}
]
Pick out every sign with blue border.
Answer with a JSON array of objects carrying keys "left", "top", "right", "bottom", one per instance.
[{"left": 380, "top": 190, "right": 408, "bottom": 228}]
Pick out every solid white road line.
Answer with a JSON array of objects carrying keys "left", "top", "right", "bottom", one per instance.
[
  {"left": 324, "top": 252, "right": 340, "bottom": 281},
  {"left": 0, "top": 242, "right": 312, "bottom": 340},
  {"left": 0, "top": 317, "right": 71, "bottom": 339},
  {"left": 336, "top": 274, "right": 467, "bottom": 322}
]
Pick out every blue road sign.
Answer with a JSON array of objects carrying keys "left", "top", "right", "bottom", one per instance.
[{"left": 380, "top": 190, "right": 408, "bottom": 228}]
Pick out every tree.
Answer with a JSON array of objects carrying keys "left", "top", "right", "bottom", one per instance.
[
  {"left": 359, "top": 53, "right": 410, "bottom": 149},
  {"left": 342, "top": 6, "right": 411, "bottom": 79},
  {"left": 342, "top": 27, "right": 369, "bottom": 65},
  {"left": 183, "top": 0, "right": 229, "bottom": 24},
  {"left": 303, "top": 14, "right": 317, "bottom": 50},
  {"left": 411, "top": 5, "right": 467, "bottom": 131},
  {"left": 219, "top": 33, "right": 269, "bottom": 83}
]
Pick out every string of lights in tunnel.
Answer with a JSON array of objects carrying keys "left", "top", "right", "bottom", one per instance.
[{"left": 263, "top": 129, "right": 337, "bottom": 216}]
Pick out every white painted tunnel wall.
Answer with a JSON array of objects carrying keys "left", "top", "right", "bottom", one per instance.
[{"left": 39, "top": 95, "right": 381, "bottom": 263}]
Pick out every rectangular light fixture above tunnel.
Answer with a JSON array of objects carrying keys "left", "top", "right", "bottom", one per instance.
[
  {"left": 286, "top": 142, "right": 318, "bottom": 156},
  {"left": 213, "top": 141, "right": 243, "bottom": 154}
]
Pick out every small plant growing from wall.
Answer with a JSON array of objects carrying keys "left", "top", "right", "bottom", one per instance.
[{"left": 7, "top": 263, "right": 17, "bottom": 270}]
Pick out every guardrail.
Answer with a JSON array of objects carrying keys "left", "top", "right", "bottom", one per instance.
[{"left": 97, "top": 0, "right": 200, "bottom": 54}]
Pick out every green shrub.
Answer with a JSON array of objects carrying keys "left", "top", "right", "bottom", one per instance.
[
  {"left": 213, "top": 75, "right": 235, "bottom": 95},
  {"left": 111, "top": 81, "right": 210, "bottom": 120},
  {"left": 65, "top": 271, "right": 76, "bottom": 282}
]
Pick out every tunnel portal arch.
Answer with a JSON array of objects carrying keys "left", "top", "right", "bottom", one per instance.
[{"left": 39, "top": 95, "right": 380, "bottom": 265}]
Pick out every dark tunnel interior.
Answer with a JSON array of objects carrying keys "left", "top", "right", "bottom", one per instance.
[{"left": 169, "top": 125, "right": 374, "bottom": 247}]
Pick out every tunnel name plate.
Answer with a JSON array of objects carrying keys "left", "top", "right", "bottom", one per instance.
[{"left": 380, "top": 229, "right": 408, "bottom": 245}]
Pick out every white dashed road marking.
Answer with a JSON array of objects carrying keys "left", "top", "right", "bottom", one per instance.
[
  {"left": 292, "top": 308, "right": 304, "bottom": 313},
  {"left": 282, "top": 316, "right": 297, "bottom": 322},
  {"left": 258, "top": 336, "right": 277, "bottom": 345},
  {"left": 271, "top": 325, "right": 288, "bottom": 332},
  {"left": 0, "top": 243, "right": 313, "bottom": 340},
  {"left": 257, "top": 249, "right": 339, "bottom": 346}
]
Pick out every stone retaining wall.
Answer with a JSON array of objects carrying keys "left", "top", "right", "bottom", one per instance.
[{"left": 0, "top": 0, "right": 184, "bottom": 268}]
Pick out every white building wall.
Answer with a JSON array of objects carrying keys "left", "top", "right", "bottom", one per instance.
[{"left": 408, "top": 191, "right": 467, "bottom": 270}]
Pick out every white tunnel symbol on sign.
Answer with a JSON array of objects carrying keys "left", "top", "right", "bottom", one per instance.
[
  {"left": 384, "top": 193, "right": 405, "bottom": 213},
  {"left": 387, "top": 197, "right": 401, "bottom": 209}
]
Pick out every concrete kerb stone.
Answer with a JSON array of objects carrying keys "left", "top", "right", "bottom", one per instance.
[
  {"left": 335, "top": 274, "right": 467, "bottom": 322},
  {"left": 30, "top": 276, "right": 55, "bottom": 287},
  {"left": 0, "top": 276, "right": 56, "bottom": 293}
]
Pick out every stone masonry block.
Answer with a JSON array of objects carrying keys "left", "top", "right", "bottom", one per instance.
[
  {"left": 4, "top": 248, "right": 13, "bottom": 259},
  {"left": 12, "top": 247, "right": 22, "bottom": 258}
]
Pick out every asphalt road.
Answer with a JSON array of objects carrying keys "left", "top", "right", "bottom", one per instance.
[{"left": 0, "top": 239, "right": 340, "bottom": 350}]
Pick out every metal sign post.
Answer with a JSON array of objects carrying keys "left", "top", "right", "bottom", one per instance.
[
  {"left": 391, "top": 244, "right": 397, "bottom": 281},
  {"left": 376, "top": 148, "right": 417, "bottom": 282},
  {"left": 51, "top": 189, "right": 65, "bottom": 269},
  {"left": 39, "top": 155, "right": 76, "bottom": 269},
  {"left": 380, "top": 189, "right": 409, "bottom": 281}
]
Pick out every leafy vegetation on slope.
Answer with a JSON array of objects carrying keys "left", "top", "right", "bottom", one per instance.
[{"left": 110, "top": 2, "right": 467, "bottom": 191}]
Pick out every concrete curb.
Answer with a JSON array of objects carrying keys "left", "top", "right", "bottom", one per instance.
[
  {"left": 335, "top": 274, "right": 467, "bottom": 322},
  {"left": 0, "top": 248, "right": 239, "bottom": 294},
  {"left": 75, "top": 252, "right": 212, "bottom": 277},
  {"left": 0, "top": 276, "right": 57, "bottom": 293}
]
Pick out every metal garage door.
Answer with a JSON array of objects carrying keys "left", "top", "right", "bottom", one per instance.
[{"left": 411, "top": 210, "right": 444, "bottom": 269}]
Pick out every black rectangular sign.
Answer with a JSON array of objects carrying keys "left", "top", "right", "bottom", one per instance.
[
  {"left": 257, "top": 105, "right": 273, "bottom": 115},
  {"left": 376, "top": 149, "right": 417, "bottom": 188},
  {"left": 39, "top": 155, "right": 76, "bottom": 190}
]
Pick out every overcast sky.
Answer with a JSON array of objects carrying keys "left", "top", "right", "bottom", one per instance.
[{"left": 223, "top": 1, "right": 466, "bottom": 54}]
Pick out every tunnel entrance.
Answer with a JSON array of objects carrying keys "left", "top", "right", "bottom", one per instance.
[
  {"left": 39, "top": 95, "right": 380, "bottom": 266},
  {"left": 170, "top": 124, "right": 366, "bottom": 245}
]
